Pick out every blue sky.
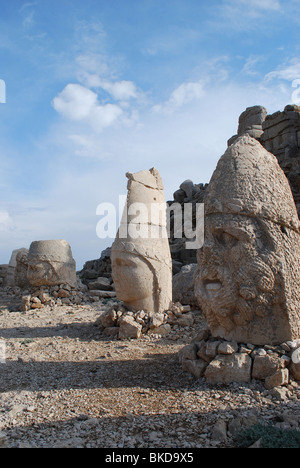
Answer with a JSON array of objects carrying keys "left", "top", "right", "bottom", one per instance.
[{"left": 1, "top": 0, "right": 300, "bottom": 269}]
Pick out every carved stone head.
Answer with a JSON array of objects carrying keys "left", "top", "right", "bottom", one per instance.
[
  {"left": 111, "top": 168, "right": 172, "bottom": 314},
  {"left": 27, "top": 240, "right": 77, "bottom": 288},
  {"left": 195, "top": 135, "right": 300, "bottom": 345}
]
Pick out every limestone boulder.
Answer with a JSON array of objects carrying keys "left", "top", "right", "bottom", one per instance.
[
  {"left": 205, "top": 354, "right": 252, "bottom": 385},
  {"left": 252, "top": 354, "right": 286, "bottom": 380},
  {"left": 118, "top": 315, "right": 142, "bottom": 340}
]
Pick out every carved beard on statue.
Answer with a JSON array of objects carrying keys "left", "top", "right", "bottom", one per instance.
[{"left": 195, "top": 214, "right": 292, "bottom": 344}]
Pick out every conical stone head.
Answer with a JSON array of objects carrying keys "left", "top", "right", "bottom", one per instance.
[
  {"left": 111, "top": 168, "right": 172, "bottom": 314},
  {"left": 195, "top": 135, "right": 300, "bottom": 345}
]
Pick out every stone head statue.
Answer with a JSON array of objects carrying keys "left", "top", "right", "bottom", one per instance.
[
  {"left": 195, "top": 135, "right": 300, "bottom": 345},
  {"left": 27, "top": 240, "right": 77, "bottom": 288},
  {"left": 111, "top": 168, "right": 172, "bottom": 314}
]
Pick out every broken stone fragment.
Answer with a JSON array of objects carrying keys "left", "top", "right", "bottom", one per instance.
[
  {"left": 150, "top": 313, "right": 166, "bottom": 329},
  {"left": 181, "top": 359, "right": 207, "bottom": 379},
  {"left": 252, "top": 354, "right": 286, "bottom": 380},
  {"left": 96, "top": 309, "right": 117, "bottom": 329},
  {"left": 20, "top": 295, "right": 31, "bottom": 312},
  {"left": 178, "top": 344, "right": 198, "bottom": 363},
  {"left": 218, "top": 341, "right": 239, "bottom": 355},
  {"left": 88, "top": 277, "right": 113, "bottom": 291},
  {"left": 205, "top": 354, "right": 252, "bottom": 385},
  {"left": 265, "top": 369, "right": 289, "bottom": 390},
  {"left": 118, "top": 315, "right": 142, "bottom": 340},
  {"left": 148, "top": 324, "right": 171, "bottom": 336}
]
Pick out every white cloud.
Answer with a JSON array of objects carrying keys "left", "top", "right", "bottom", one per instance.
[
  {"left": 53, "top": 84, "right": 98, "bottom": 120},
  {"left": 214, "top": 0, "right": 282, "bottom": 30},
  {"left": 52, "top": 83, "right": 123, "bottom": 132},
  {"left": 265, "top": 57, "right": 300, "bottom": 82},
  {"left": 0, "top": 210, "right": 14, "bottom": 232},
  {"left": 99, "top": 80, "right": 139, "bottom": 101},
  {"left": 152, "top": 80, "right": 205, "bottom": 114},
  {"left": 75, "top": 56, "right": 143, "bottom": 104},
  {"left": 241, "top": 56, "right": 265, "bottom": 76},
  {"left": 224, "top": 0, "right": 281, "bottom": 13},
  {"left": 240, "top": 0, "right": 280, "bottom": 10}
]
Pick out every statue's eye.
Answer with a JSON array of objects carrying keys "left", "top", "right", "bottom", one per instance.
[{"left": 214, "top": 231, "right": 238, "bottom": 247}]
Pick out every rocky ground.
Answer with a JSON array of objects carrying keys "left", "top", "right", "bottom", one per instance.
[{"left": 0, "top": 287, "right": 300, "bottom": 449}]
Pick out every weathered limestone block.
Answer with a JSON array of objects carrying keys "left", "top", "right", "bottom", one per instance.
[
  {"left": 148, "top": 323, "right": 171, "bottom": 336},
  {"left": 181, "top": 359, "right": 207, "bottom": 379},
  {"left": 290, "top": 361, "right": 300, "bottom": 381},
  {"left": 265, "top": 369, "right": 289, "bottom": 390},
  {"left": 205, "top": 354, "right": 252, "bottom": 384},
  {"left": 96, "top": 309, "right": 117, "bottom": 329},
  {"left": 252, "top": 354, "right": 286, "bottom": 380},
  {"left": 88, "top": 277, "right": 113, "bottom": 291},
  {"left": 178, "top": 344, "right": 198, "bottom": 363},
  {"left": 111, "top": 168, "right": 172, "bottom": 314},
  {"left": 118, "top": 315, "right": 142, "bottom": 340},
  {"left": 27, "top": 240, "right": 77, "bottom": 288},
  {"left": 20, "top": 295, "right": 31, "bottom": 312},
  {"left": 195, "top": 135, "right": 300, "bottom": 345}
]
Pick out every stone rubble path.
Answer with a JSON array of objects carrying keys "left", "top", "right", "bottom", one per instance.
[{"left": 0, "top": 290, "right": 300, "bottom": 449}]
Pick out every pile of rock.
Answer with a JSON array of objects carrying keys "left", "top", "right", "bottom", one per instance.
[
  {"left": 18, "top": 276, "right": 117, "bottom": 312},
  {"left": 19, "top": 283, "right": 87, "bottom": 312},
  {"left": 261, "top": 105, "right": 300, "bottom": 217},
  {"left": 79, "top": 248, "right": 112, "bottom": 286},
  {"left": 168, "top": 180, "right": 207, "bottom": 274},
  {"left": 179, "top": 330, "right": 300, "bottom": 391},
  {"left": 95, "top": 302, "right": 196, "bottom": 340}
]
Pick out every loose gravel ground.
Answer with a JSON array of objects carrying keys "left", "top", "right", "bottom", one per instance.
[{"left": 0, "top": 289, "right": 300, "bottom": 449}]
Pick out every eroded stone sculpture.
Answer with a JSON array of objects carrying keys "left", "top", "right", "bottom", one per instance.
[
  {"left": 111, "top": 168, "right": 172, "bottom": 314},
  {"left": 195, "top": 135, "right": 300, "bottom": 345},
  {"left": 15, "top": 248, "right": 30, "bottom": 289},
  {"left": 27, "top": 240, "right": 77, "bottom": 288}
]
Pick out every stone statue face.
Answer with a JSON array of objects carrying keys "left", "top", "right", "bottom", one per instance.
[
  {"left": 27, "top": 240, "right": 77, "bottom": 288},
  {"left": 111, "top": 167, "right": 172, "bottom": 314},
  {"left": 195, "top": 136, "right": 300, "bottom": 345},
  {"left": 27, "top": 261, "right": 58, "bottom": 285},
  {"left": 111, "top": 251, "right": 155, "bottom": 311},
  {"left": 195, "top": 213, "right": 290, "bottom": 344}
]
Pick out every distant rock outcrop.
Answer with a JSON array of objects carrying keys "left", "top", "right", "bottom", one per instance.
[{"left": 229, "top": 104, "right": 300, "bottom": 218}]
